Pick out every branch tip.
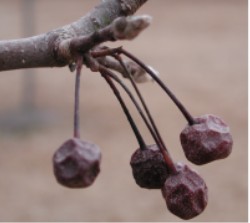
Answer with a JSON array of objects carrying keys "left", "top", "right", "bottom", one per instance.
[{"left": 113, "top": 15, "right": 152, "bottom": 40}]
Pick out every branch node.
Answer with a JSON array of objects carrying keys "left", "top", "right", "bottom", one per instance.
[
  {"left": 84, "top": 53, "right": 100, "bottom": 72},
  {"left": 58, "top": 39, "right": 73, "bottom": 62}
]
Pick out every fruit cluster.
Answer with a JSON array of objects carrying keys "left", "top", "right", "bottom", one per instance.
[{"left": 52, "top": 48, "right": 233, "bottom": 220}]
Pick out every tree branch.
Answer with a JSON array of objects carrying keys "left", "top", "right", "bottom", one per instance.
[{"left": 0, "top": 0, "right": 148, "bottom": 72}]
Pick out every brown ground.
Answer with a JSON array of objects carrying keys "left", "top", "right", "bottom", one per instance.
[{"left": 0, "top": 0, "right": 247, "bottom": 222}]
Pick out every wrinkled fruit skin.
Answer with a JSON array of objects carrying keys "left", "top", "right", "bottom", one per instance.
[
  {"left": 162, "top": 163, "right": 208, "bottom": 220},
  {"left": 130, "top": 144, "right": 170, "bottom": 189},
  {"left": 53, "top": 138, "right": 101, "bottom": 188},
  {"left": 180, "top": 114, "right": 233, "bottom": 165}
]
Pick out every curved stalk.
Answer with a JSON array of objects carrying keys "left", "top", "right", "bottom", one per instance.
[
  {"left": 120, "top": 48, "right": 196, "bottom": 126},
  {"left": 99, "top": 66, "right": 147, "bottom": 150},
  {"left": 115, "top": 55, "right": 176, "bottom": 173},
  {"left": 109, "top": 72, "right": 177, "bottom": 173}
]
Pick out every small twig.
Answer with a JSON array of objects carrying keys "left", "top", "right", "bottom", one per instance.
[{"left": 61, "top": 15, "right": 152, "bottom": 61}]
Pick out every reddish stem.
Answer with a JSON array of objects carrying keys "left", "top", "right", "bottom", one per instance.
[
  {"left": 99, "top": 66, "right": 147, "bottom": 150},
  {"left": 74, "top": 57, "right": 83, "bottom": 138},
  {"left": 120, "top": 48, "right": 196, "bottom": 126},
  {"left": 115, "top": 55, "right": 177, "bottom": 173}
]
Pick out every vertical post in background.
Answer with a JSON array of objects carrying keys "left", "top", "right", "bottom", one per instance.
[
  {"left": 21, "top": 0, "right": 36, "bottom": 111},
  {"left": 0, "top": 0, "right": 56, "bottom": 133}
]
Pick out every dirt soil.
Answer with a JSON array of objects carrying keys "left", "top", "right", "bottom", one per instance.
[{"left": 0, "top": 0, "right": 247, "bottom": 222}]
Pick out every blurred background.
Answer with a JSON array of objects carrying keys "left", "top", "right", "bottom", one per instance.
[{"left": 0, "top": 0, "right": 247, "bottom": 221}]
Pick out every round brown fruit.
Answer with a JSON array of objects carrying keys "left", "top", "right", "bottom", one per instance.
[
  {"left": 130, "top": 144, "right": 170, "bottom": 189},
  {"left": 53, "top": 138, "right": 101, "bottom": 188},
  {"left": 180, "top": 114, "right": 233, "bottom": 165},
  {"left": 162, "top": 162, "right": 208, "bottom": 220}
]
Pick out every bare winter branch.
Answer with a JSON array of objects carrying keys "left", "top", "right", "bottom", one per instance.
[
  {"left": 59, "top": 15, "right": 151, "bottom": 62},
  {"left": 0, "top": 0, "right": 148, "bottom": 72}
]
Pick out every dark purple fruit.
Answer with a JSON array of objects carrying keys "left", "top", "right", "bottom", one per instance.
[
  {"left": 180, "top": 114, "right": 233, "bottom": 165},
  {"left": 53, "top": 138, "right": 101, "bottom": 188},
  {"left": 162, "top": 162, "right": 208, "bottom": 220},
  {"left": 130, "top": 144, "right": 170, "bottom": 189}
]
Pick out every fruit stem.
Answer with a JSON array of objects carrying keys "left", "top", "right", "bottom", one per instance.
[
  {"left": 115, "top": 56, "right": 166, "bottom": 147},
  {"left": 105, "top": 70, "right": 177, "bottom": 173},
  {"left": 115, "top": 55, "right": 177, "bottom": 173},
  {"left": 74, "top": 57, "right": 83, "bottom": 139},
  {"left": 105, "top": 69, "right": 159, "bottom": 145},
  {"left": 161, "top": 149, "right": 177, "bottom": 174},
  {"left": 120, "top": 48, "right": 196, "bottom": 126},
  {"left": 99, "top": 66, "right": 147, "bottom": 150}
]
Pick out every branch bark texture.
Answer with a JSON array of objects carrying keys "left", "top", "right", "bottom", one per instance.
[{"left": 0, "top": 0, "right": 148, "bottom": 71}]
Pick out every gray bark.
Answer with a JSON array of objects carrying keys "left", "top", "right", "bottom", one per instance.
[{"left": 0, "top": 0, "right": 148, "bottom": 71}]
